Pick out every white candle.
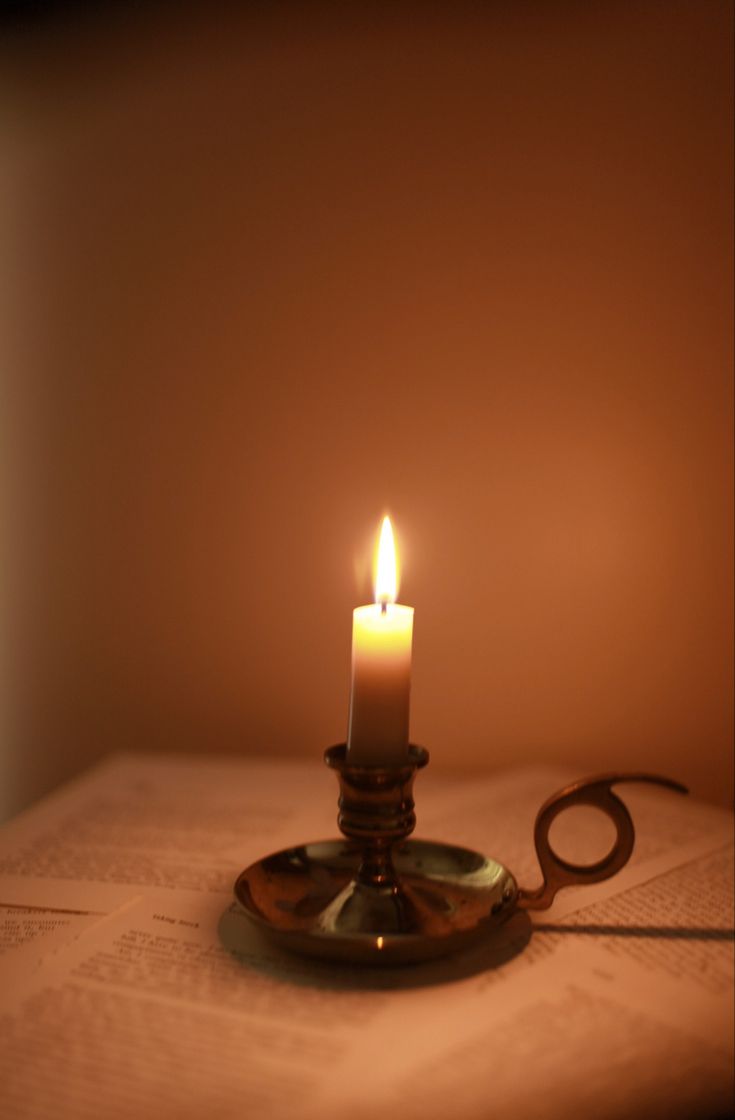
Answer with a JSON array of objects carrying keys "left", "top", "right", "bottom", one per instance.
[{"left": 347, "top": 516, "right": 414, "bottom": 765}]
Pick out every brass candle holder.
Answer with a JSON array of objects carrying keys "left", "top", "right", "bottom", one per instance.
[{"left": 234, "top": 746, "right": 686, "bottom": 965}]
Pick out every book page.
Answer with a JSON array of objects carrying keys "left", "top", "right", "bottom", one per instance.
[
  {"left": 0, "top": 753, "right": 336, "bottom": 904},
  {"left": 541, "top": 845, "right": 734, "bottom": 994},
  {"left": 0, "top": 884, "right": 730, "bottom": 1120},
  {"left": 0, "top": 754, "right": 732, "bottom": 1119}
]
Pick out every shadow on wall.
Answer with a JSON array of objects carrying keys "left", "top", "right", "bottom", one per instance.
[{"left": 1, "top": 0, "right": 733, "bottom": 820}]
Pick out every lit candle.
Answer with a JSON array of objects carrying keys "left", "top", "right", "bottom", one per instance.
[{"left": 346, "top": 516, "right": 414, "bottom": 765}]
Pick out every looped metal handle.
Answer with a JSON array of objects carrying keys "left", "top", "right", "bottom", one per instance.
[{"left": 517, "top": 772, "right": 688, "bottom": 911}]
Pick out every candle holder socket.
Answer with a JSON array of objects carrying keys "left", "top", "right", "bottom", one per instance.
[{"left": 324, "top": 743, "right": 427, "bottom": 881}]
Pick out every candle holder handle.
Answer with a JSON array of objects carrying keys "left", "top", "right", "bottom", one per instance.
[{"left": 516, "top": 772, "right": 688, "bottom": 911}]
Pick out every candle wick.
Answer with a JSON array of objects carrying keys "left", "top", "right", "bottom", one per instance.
[{"left": 380, "top": 600, "right": 388, "bottom": 615}]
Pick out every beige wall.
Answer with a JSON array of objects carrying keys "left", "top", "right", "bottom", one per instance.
[{"left": 1, "top": 1, "right": 732, "bottom": 821}]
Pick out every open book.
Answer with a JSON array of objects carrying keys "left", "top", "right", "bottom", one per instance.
[{"left": 0, "top": 753, "right": 732, "bottom": 1119}]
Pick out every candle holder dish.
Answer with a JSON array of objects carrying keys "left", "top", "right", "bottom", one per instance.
[{"left": 234, "top": 746, "right": 687, "bottom": 965}]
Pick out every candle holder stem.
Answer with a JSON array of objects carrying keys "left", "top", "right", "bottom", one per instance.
[{"left": 320, "top": 745, "right": 428, "bottom": 934}]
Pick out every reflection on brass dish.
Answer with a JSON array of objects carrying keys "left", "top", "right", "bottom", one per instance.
[
  {"left": 235, "top": 838, "right": 517, "bottom": 965},
  {"left": 234, "top": 744, "right": 687, "bottom": 965}
]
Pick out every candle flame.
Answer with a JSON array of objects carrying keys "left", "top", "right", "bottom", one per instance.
[{"left": 375, "top": 515, "right": 398, "bottom": 605}]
